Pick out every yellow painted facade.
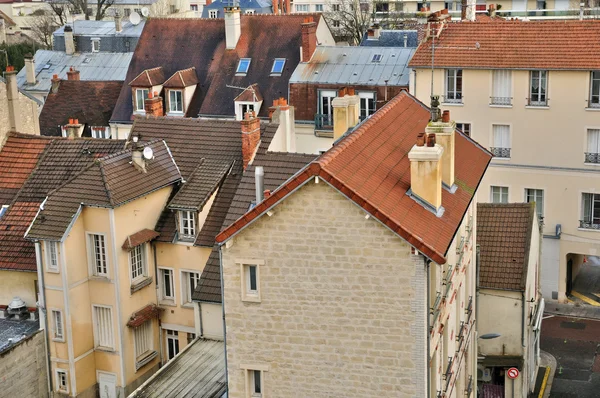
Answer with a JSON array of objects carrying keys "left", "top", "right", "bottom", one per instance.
[{"left": 0, "top": 270, "right": 37, "bottom": 307}]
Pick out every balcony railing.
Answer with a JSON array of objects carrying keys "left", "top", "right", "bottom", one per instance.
[
  {"left": 456, "top": 321, "right": 465, "bottom": 344},
  {"left": 490, "top": 147, "right": 511, "bottom": 158},
  {"left": 527, "top": 97, "right": 549, "bottom": 107},
  {"left": 580, "top": 220, "right": 600, "bottom": 230},
  {"left": 465, "top": 375, "right": 473, "bottom": 397},
  {"left": 465, "top": 295, "right": 473, "bottom": 320},
  {"left": 442, "top": 95, "right": 463, "bottom": 104},
  {"left": 585, "top": 152, "right": 600, "bottom": 164},
  {"left": 444, "top": 356, "right": 454, "bottom": 389},
  {"left": 490, "top": 96, "right": 512, "bottom": 106},
  {"left": 314, "top": 113, "right": 333, "bottom": 131}
]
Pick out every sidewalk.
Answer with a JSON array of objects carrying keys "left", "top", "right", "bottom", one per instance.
[
  {"left": 539, "top": 350, "right": 557, "bottom": 398},
  {"left": 544, "top": 299, "right": 600, "bottom": 319}
]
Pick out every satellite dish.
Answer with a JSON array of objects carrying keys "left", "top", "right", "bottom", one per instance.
[
  {"left": 141, "top": 7, "right": 150, "bottom": 17},
  {"left": 129, "top": 12, "right": 141, "bottom": 26},
  {"left": 143, "top": 146, "right": 154, "bottom": 160}
]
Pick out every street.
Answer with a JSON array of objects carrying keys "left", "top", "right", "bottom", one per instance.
[{"left": 541, "top": 315, "right": 600, "bottom": 397}]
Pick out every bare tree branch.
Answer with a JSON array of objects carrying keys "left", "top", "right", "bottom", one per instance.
[{"left": 29, "top": 10, "right": 60, "bottom": 49}]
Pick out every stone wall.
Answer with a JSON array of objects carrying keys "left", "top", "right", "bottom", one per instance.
[
  {"left": 222, "top": 180, "right": 427, "bottom": 397},
  {"left": 0, "top": 80, "right": 40, "bottom": 144},
  {"left": 0, "top": 330, "right": 48, "bottom": 398}
]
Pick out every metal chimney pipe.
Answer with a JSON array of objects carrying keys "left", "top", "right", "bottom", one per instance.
[{"left": 255, "top": 166, "right": 264, "bottom": 203}]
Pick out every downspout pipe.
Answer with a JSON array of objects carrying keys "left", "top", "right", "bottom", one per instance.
[
  {"left": 35, "top": 241, "right": 53, "bottom": 394},
  {"left": 521, "top": 291, "right": 526, "bottom": 348},
  {"left": 219, "top": 246, "right": 229, "bottom": 393},
  {"left": 426, "top": 257, "right": 431, "bottom": 397},
  {"left": 152, "top": 241, "right": 163, "bottom": 366}
]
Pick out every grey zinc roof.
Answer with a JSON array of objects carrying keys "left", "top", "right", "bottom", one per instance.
[
  {"left": 53, "top": 20, "right": 145, "bottom": 37},
  {"left": 129, "top": 338, "right": 226, "bottom": 398},
  {"left": 289, "top": 46, "right": 415, "bottom": 86},
  {"left": 360, "top": 30, "right": 419, "bottom": 48},
  {"left": 0, "top": 318, "right": 40, "bottom": 354},
  {"left": 16, "top": 50, "right": 133, "bottom": 93}
]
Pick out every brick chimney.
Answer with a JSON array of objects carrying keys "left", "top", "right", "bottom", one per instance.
[
  {"left": 50, "top": 74, "right": 61, "bottom": 94},
  {"left": 65, "top": 118, "right": 82, "bottom": 139},
  {"left": 4, "top": 66, "right": 22, "bottom": 134},
  {"left": 272, "top": 0, "right": 279, "bottom": 14},
  {"left": 426, "top": 109, "right": 456, "bottom": 188},
  {"left": 24, "top": 53, "right": 36, "bottom": 85},
  {"left": 224, "top": 6, "right": 241, "bottom": 50},
  {"left": 241, "top": 111, "right": 261, "bottom": 170},
  {"left": 67, "top": 67, "right": 80, "bottom": 81},
  {"left": 408, "top": 132, "right": 444, "bottom": 213},
  {"left": 64, "top": 25, "right": 75, "bottom": 55},
  {"left": 144, "top": 91, "right": 164, "bottom": 117},
  {"left": 301, "top": 17, "right": 317, "bottom": 62}
]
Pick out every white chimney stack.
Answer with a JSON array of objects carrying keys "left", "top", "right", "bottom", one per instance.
[
  {"left": 224, "top": 6, "right": 241, "bottom": 50},
  {"left": 255, "top": 166, "right": 264, "bottom": 203},
  {"left": 64, "top": 25, "right": 75, "bottom": 55},
  {"left": 4, "top": 66, "right": 23, "bottom": 134},
  {"left": 24, "top": 53, "right": 36, "bottom": 85},
  {"left": 408, "top": 133, "right": 444, "bottom": 213},
  {"left": 114, "top": 13, "right": 122, "bottom": 33}
]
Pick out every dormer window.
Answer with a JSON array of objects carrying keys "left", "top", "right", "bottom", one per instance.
[
  {"left": 245, "top": 9, "right": 255, "bottom": 14},
  {"left": 236, "top": 58, "right": 251, "bottom": 76},
  {"left": 209, "top": 9, "right": 218, "bottom": 18},
  {"left": 178, "top": 210, "right": 196, "bottom": 241},
  {"left": 271, "top": 58, "right": 286, "bottom": 76},
  {"left": 168, "top": 90, "right": 183, "bottom": 113},
  {"left": 136, "top": 89, "right": 149, "bottom": 111},
  {"left": 91, "top": 38, "right": 100, "bottom": 52},
  {"left": 91, "top": 126, "right": 110, "bottom": 139}
]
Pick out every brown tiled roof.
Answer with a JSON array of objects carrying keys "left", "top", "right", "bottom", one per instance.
[
  {"left": 234, "top": 83, "right": 263, "bottom": 103},
  {"left": 111, "top": 15, "right": 321, "bottom": 122},
  {"left": 26, "top": 141, "right": 181, "bottom": 240},
  {"left": 126, "top": 304, "right": 162, "bottom": 328},
  {"left": 477, "top": 203, "right": 535, "bottom": 291},
  {"left": 39, "top": 81, "right": 123, "bottom": 137},
  {"left": 122, "top": 228, "right": 160, "bottom": 251},
  {"left": 0, "top": 133, "right": 52, "bottom": 205},
  {"left": 0, "top": 138, "right": 125, "bottom": 271},
  {"left": 129, "top": 67, "right": 166, "bottom": 88},
  {"left": 163, "top": 67, "right": 199, "bottom": 88},
  {"left": 217, "top": 92, "right": 492, "bottom": 265},
  {"left": 409, "top": 20, "right": 600, "bottom": 70},
  {"left": 194, "top": 151, "right": 317, "bottom": 303}
]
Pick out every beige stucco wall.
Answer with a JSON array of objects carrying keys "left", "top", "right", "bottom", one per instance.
[
  {"left": 0, "top": 80, "right": 40, "bottom": 143},
  {"left": 222, "top": 180, "right": 428, "bottom": 397},
  {"left": 200, "top": 302, "right": 223, "bottom": 340},
  {"left": 0, "top": 270, "right": 37, "bottom": 307},
  {"left": 294, "top": 123, "right": 333, "bottom": 154}
]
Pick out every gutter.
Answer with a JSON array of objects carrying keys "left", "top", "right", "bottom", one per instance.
[
  {"left": 34, "top": 241, "right": 53, "bottom": 394},
  {"left": 425, "top": 257, "right": 431, "bottom": 398},
  {"left": 218, "top": 247, "right": 229, "bottom": 394},
  {"left": 521, "top": 291, "right": 526, "bottom": 348},
  {"left": 152, "top": 241, "right": 163, "bottom": 365}
]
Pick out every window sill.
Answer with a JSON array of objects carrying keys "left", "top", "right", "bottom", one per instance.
[
  {"left": 492, "top": 157, "right": 511, "bottom": 161},
  {"left": 135, "top": 350, "right": 158, "bottom": 371},
  {"left": 46, "top": 268, "right": 60, "bottom": 274},
  {"left": 525, "top": 105, "right": 549, "bottom": 109},
  {"left": 441, "top": 102, "right": 464, "bottom": 107},
  {"left": 166, "top": 112, "right": 184, "bottom": 117},
  {"left": 242, "top": 295, "right": 261, "bottom": 303},
  {"left": 89, "top": 275, "right": 111, "bottom": 283},
  {"left": 181, "top": 303, "right": 195, "bottom": 309},
  {"left": 489, "top": 104, "right": 513, "bottom": 108},
  {"left": 578, "top": 228, "right": 600, "bottom": 233},
  {"left": 159, "top": 300, "right": 176, "bottom": 307},
  {"left": 585, "top": 107, "right": 600, "bottom": 112},
  {"left": 235, "top": 73, "right": 247, "bottom": 77},
  {"left": 52, "top": 338, "right": 65, "bottom": 343},
  {"left": 130, "top": 276, "right": 152, "bottom": 294},
  {"left": 584, "top": 162, "right": 600, "bottom": 166},
  {"left": 94, "top": 346, "right": 116, "bottom": 353}
]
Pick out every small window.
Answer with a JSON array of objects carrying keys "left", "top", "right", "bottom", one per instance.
[
  {"left": 245, "top": 9, "right": 255, "bottom": 14},
  {"left": 187, "top": 332, "right": 196, "bottom": 344},
  {"left": 91, "top": 39, "right": 100, "bottom": 53},
  {"left": 134, "top": 320, "right": 153, "bottom": 363},
  {"left": 491, "top": 70, "right": 512, "bottom": 106},
  {"left": 93, "top": 305, "right": 114, "bottom": 350},
  {"left": 159, "top": 268, "right": 175, "bottom": 301},
  {"left": 315, "top": 4, "right": 323, "bottom": 11},
  {"left": 56, "top": 369, "right": 68, "bottom": 393},
  {"left": 456, "top": 123, "right": 471, "bottom": 137},
  {"left": 248, "top": 369, "right": 263, "bottom": 397},
  {"left": 134, "top": 8, "right": 141, "bottom": 14},
  {"left": 45, "top": 241, "right": 59, "bottom": 272},
  {"left": 525, "top": 188, "right": 544, "bottom": 219},
  {"left": 209, "top": 9, "right": 218, "bottom": 18},
  {"left": 590, "top": 71, "right": 600, "bottom": 108},
  {"left": 586, "top": 129, "right": 600, "bottom": 164},
  {"left": 241, "top": 262, "right": 262, "bottom": 302},
  {"left": 89, "top": 234, "right": 108, "bottom": 277},
  {"left": 445, "top": 69, "right": 463, "bottom": 103},
  {"left": 91, "top": 126, "right": 110, "bottom": 139},
  {"left": 190, "top": 4, "right": 198, "bottom": 11},
  {"left": 178, "top": 210, "right": 196, "bottom": 240},
  {"left": 166, "top": 329, "right": 180, "bottom": 360},
  {"left": 490, "top": 186, "right": 509, "bottom": 204},
  {"left": 236, "top": 58, "right": 251, "bottom": 75},
  {"left": 240, "top": 103, "right": 255, "bottom": 119},
  {"left": 582, "top": 193, "right": 600, "bottom": 229},
  {"left": 371, "top": 54, "right": 382, "bottom": 63},
  {"left": 491, "top": 124, "right": 510, "bottom": 158},
  {"left": 295, "top": 4, "right": 309, "bottom": 12},
  {"left": 124, "top": 8, "right": 131, "bottom": 17},
  {"left": 271, "top": 58, "right": 286, "bottom": 75},
  {"left": 332, "top": 20, "right": 340, "bottom": 28},
  {"left": 169, "top": 90, "right": 183, "bottom": 113},
  {"left": 529, "top": 70, "right": 548, "bottom": 106},
  {"left": 0, "top": 205, "right": 8, "bottom": 218},
  {"left": 358, "top": 92, "right": 376, "bottom": 119},
  {"left": 135, "top": 88, "right": 149, "bottom": 111},
  {"left": 52, "top": 310, "right": 64, "bottom": 340},
  {"left": 332, "top": 4, "right": 340, "bottom": 11},
  {"left": 181, "top": 271, "right": 200, "bottom": 306},
  {"left": 130, "top": 245, "right": 147, "bottom": 283},
  {"left": 375, "top": 2, "right": 389, "bottom": 12}
]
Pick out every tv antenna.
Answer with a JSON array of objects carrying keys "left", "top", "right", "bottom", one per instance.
[{"left": 226, "top": 84, "right": 258, "bottom": 103}]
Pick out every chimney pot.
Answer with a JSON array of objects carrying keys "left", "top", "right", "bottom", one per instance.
[
  {"left": 67, "top": 68, "right": 80, "bottom": 81},
  {"left": 264, "top": 189, "right": 271, "bottom": 199},
  {"left": 427, "top": 134, "right": 436, "bottom": 147},
  {"left": 5, "top": 66, "right": 22, "bottom": 133},
  {"left": 416, "top": 132, "right": 426, "bottom": 147},
  {"left": 442, "top": 110, "right": 450, "bottom": 123}
]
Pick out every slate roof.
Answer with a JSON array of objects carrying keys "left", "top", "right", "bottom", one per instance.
[
  {"left": 111, "top": 15, "right": 322, "bottom": 122},
  {"left": 129, "top": 338, "right": 225, "bottom": 398},
  {"left": 0, "top": 317, "right": 40, "bottom": 354},
  {"left": 0, "top": 133, "right": 52, "bottom": 205},
  {"left": 131, "top": 118, "right": 277, "bottom": 247},
  {"left": 409, "top": 20, "right": 600, "bottom": 70},
  {"left": 0, "top": 138, "right": 124, "bottom": 272},
  {"left": 477, "top": 203, "right": 535, "bottom": 291},
  {"left": 39, "top": 80, "right": 122, "bottom": 136},
  {"left": 201, "top": 0, "right": 272, "bottom": 18},
  {"left": 290, "top": 46, "right": 415, "bottom": 87},
  {"left": 53, "top": 20, "right": 145, "bottom": 37},
  {"left": 217, "top": 92, "right": 493, "bottom": 265},
  {"left": 360, "top": 30, "right": 418, "bottom": 48},
  {"left": 26, "top": 140, "right": 181, "bottom": 241},
  {"left": 194, "top": 151, "right": 317, "bottom": 303}
]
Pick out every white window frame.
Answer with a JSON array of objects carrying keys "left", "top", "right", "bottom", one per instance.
[
  {"left": 590, "top": 71, "right": 600, "bottom": 108},
  {"left": 586, "top": 128, "right": 600, "bottom": 164},
  {"left": 490, "top": 186, "right": 509, "bottom": 203},
  {"left": 91, "top": 126, "right": 110, "bottom": 139},
  {"left": 133, "top": 319, "right": 154, "bottom": 367},
  {"left": 525, "top": 188, "right": 544, "bottom": 219},
  {"left": 45, "top": 241, "right": 59, "bottom": 272},
  {"left": 208, "top": 9, "right": 218, "bottom": 18},
  {"left": 135, "top": 88, "right": 149, "bottom": 112},
  {"left": 91, "top": 38, "right": 100, "bottom": 53},
  {"left": 491, "top": 124, "right": 511, "bottom": 159},
  {"left": 270, "top": 58, "right": 286, "bottom": 75},
  {"left": 165, "top": 329, "right": 180, "bottom": 360},
  {"left": 358, "top": 91, "right": 376, "bottom": 119},
  {"left": 445, "top": 69, "right": 463, "bottom": 103},
  {"left": 456, "top": 122, "right": 471, "bottom": 137},
  {"left": 318, "top": 89, "right": 337, "bottom": 122},
  {"left": 236, "top": 58, "right": 252, "bottom": 75},
  {"left": 87, "top": 233, "right": 108, "bottom": 278},
  {"left": 241, "top": 364, "right": 269, "bottom": 398},
  {"left": 244, "top": 9, "right": 255, "bottom": 14},
  {"left": 180, "top": 270, "right": 201, "bottom": 307},
  {"left": 0, "top": 204, "right": 8, "bottom": 218},
  {"left": 92, "top": 304, "right": 114, "bottom": 351},
  {"left": 491, "top": 69, "right": 512, "bottom": 106},
  {"left": 168, "top": 89, "right": 183, "bottom": 114},
  {"left": 529, "top": 70, "right": 548, "bottom": 106},
  {"left": 295, "top": 4, "right": 309, "bottom": 12},
  {"left": 159, "top": 267, "right": 176, "bottom": 303},
  {"left": 51, "top": 309, "right": 64, "bottom": 341},
  {"left": 239, "top": 260, "right": 264, "bottom": 303},
  {"left": 129, "top": 244, "right": 147, "bottom": 284},
  {"left": 55, "top": 369, "right": 69, "bottom": 393},
  {"left": 178, "top": 210, "right": 196, "bottom": 241},
  {"left": 315, "top": 4, "right": 324, "bottom": 11}
]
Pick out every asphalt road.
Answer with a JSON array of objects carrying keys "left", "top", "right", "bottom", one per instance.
[{"left": 540, "top": 315, "right": 600, "bottom": 397}]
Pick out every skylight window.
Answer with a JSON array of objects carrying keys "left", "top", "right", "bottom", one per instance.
[
  {"left": 0, "top": 205, "right": 8, "bottom": 218},
  {"left": 236, "top": 58, "right": 251, "bottom": 75},
  {"left": 271, "top": 58, "right": 286, "bottom": 75},
  {"left": 372, "top": 54, "right": 383, "bottom": 63}
]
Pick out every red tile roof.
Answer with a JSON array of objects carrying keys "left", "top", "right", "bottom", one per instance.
[
  {"left": 129, "top": 67, "right": 166, "bottom": 88},
  {"left": 122, "top": 229, "right": 160, "bottom": 251},
  {"left": 126, "top": 304, "right": 162, "bottom": 328},
  {"left": 163, "top": 67, "right": 199, "bottom": 88},
  {"left": 409, "top": 20, "right": 600, "bottom": 70},
  {"left": 0, "top": 201, "right": 39, "bottom": 271},
  {"left": 217, "top": 92, "right": 492, "bottom": 264}
]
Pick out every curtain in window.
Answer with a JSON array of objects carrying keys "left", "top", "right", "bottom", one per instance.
[
  {"left": 588, "top": 129, "right": 600, "bottom": 153},
  {"left": 493, "top": 125, "right": 510, "bottom": 148},
  {"left": 492, "top": 70, "right": 512, "bottom": 104}
]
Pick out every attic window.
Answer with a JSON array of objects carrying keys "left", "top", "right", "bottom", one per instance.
[
  {"left": 271, "top": 58, "right": 286, "bottom": 75},
  {"left": 0, "top": 205, "right": 8, "bottom": 218},
  {"left": 42, "top": 63, "right": 51, "bottom": 70},
  {"left": 236, "top": 58, "right": 251, "bottom": 76},
  {"left": 91, "top": 38, "right": 100, "bottom": 53},
  {"left": 372, "top": 54, "right": 383, "bottom": 63}
]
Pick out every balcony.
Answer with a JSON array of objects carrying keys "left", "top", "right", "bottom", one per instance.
[
  {"left": 585, "top": 153, "right": 600, "bottom": 164},
  {"left": 442, "top": 95, "right": 463, "bottom": 105},
  {"left": 580, "top": 220, "right": 600, "bottom": 230},
  {"left": 490, "top": 147, "right": 511, "bottom": 158},
  {"left": 490, "top": 96, "right": 512, "bottom": 106},
  {"left": 527, "top": 97, "right": 549, "bottom": 107},
  {"left": 314, "top": 113, "right": 334, "bottom": 138}
]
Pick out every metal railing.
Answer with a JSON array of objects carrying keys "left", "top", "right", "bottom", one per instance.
[
  {"left": 444, "top": 356, "right": 454, "bottom": 389},
  {"left": 442, "top": 95, "right": 463, "bottom": 104},
  {"left": 465, "top": 375, "right": 473, "bottom": 397},
  {"left": 465, "top": 295, "right": 473, "bottom": 320},
  {"left": 490, "top": 96, "right": 512, "bottom": 106},
  {"left": 456, "top": 321, "right": 465, "bottom": 344},
  {"left": 490, "top": 147, "right": 511, "bottom": 158},
  {"left": 585, "top": 152, "right": 600, "bottom": 164},
  {"left": 314, "top": 113, "right": 333, "bottom": 131},
  {"left": 527, "top": 97, "right": 549, "bottom": 107},
  {"left": 580, "top": 220, "right": 600, "bottom": 230}
]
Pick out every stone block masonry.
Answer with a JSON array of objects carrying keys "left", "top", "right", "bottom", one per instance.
[
  {"left": 222, "top": 180, "right": 427, "bottom": 397},
  {"left": 0, "top": 330, "right": 48, "bottom": 398}
]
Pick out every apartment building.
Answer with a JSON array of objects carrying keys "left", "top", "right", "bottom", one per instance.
[
  {"left": 215, "top": 92, "right": 492, "bottom": 397},
  {"left": 410, "top": 19, "right": 600, "bottom": 303}
]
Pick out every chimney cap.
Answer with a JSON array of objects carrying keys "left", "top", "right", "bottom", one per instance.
[
  {"left": 24, "top": 53, "right": 33, "bottom": 59},
  {"left": 64, "top": 25, "right": 73, "bottom": 32}
]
